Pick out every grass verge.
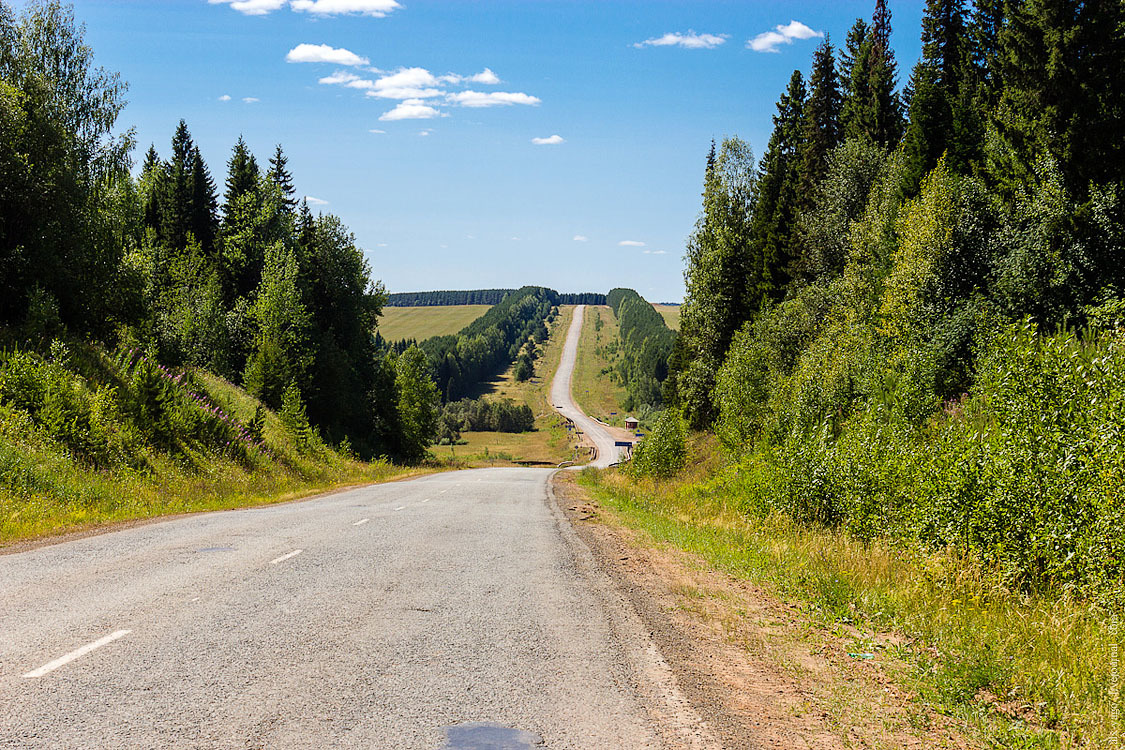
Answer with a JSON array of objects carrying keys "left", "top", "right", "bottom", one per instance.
[
  {"left": 572, "top": 305, "right": 629, "bottom": 425},
  {"left": 578, "top": 437, "right": 1121, "bottom": 749}
]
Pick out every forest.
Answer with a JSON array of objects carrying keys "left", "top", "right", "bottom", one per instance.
[
  {"left": 0, "top": 1, "right": 438, "bottom": 463},
  {"left": 387, "top": 290, "right": 606, "bottom": 307},
  {"left": 659, "top": 0, "right": 1125, "bottom": 600},
  {"left": 605, "top": 288, "right": 675, "bottom": 412}
]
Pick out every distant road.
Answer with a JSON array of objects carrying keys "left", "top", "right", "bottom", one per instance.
[
  {"left": 550, "top": 304, "right": 623, "bottom": 467},
  {"left": 0, "top": 305, "right": 714, "bottom": 749}
]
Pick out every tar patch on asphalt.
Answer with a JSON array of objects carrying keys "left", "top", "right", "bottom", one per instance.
[{"left": 440, "top": 721, "right": 543, "bottom": 749}]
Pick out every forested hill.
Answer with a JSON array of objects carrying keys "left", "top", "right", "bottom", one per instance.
[
  {"left": 387, "top": 290, "right": 607, "bottom": 307},
  {"left": 659, "top": 0, "right": 1125, "bottom": 600}
]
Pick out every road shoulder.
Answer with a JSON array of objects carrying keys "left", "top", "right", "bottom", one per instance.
[{"left": 552, "top": 471, "right": 977, "bottom": 749}]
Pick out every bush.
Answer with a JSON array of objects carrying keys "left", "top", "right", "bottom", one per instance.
[{"left": 631, "top": 408, "right": 686, "bottom": 479}]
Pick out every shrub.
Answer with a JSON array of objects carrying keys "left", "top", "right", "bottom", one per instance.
[{"left": 631, "top": 408, "right": 686, "bottom": 479}]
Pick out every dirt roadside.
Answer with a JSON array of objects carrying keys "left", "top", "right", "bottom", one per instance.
[{"left": 553, "top": 472, "right": 977, "bottom": 750}]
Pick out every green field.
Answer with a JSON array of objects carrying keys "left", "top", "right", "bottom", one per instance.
[
  {"left": 376, "top": 304, "right": 491, "bottom": 342},
  {"left": 572, "top": 305, "right": 629, "bottom": 426},
  {"left": 653, "top": 303, "right": 680, "bottom": 331}
]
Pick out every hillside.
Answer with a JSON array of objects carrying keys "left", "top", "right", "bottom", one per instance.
[{"left": 0, "top": 342, "right": 415, "bottom": 545}]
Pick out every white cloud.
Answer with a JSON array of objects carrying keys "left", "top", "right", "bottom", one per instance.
[
  {"left": 747, "top": 20, "right": 822, "bottom": 53},
  {"left": 643, "top": 249, "right": 668, "bottom": 255},
  {"left": 376, "top": 242, "right": 388, "bottom": 247},
  {"left": 531, "top": 135, "right": 565, "bottom": 145},
  {"left": 366, "top": 86, "right": 443, "bottom": 100},
  {"left": 318, "top": 70, "right": 362, "bottom": 86},
  {"left": 468, "top": 68, "right": 500, "bottom": 84},
  {"left": 446, "top": 90, "right": 540, "bottom": 108},
  {"left": 304, "top": 195, "right": 329, "bottom": 205},
  {"left": 242, "top": 97, "right": 260, "bottom": 103},
  {"left": 619, "top": 240, "right": 646, "bottom": 247},
  {"left": 369, "top": 128, "right": 387, "bottom": 134},
  {"left": 208, "top": 0, "right": 287, "bottom": 16},
  {"left": 634, "top": 31, "right": 728, "bottom": 50},
  {"left": 377, "top": 67, "right": 439, "bottom": 89},
  {"left": 573, "top": 235, "right": 589, "bottom": 242},
  {"left": 379, "top": 99, "right": 443, "bottom": 121},
  {"left": 286, "top": 43, "right": 369, "bottom": 67},
  {"left": 418, "top": 129, "right": 433, "bottom": 136},
  {"left": 510, "top": 237, "right": 521, "bottom": 241},
  {"left": 291, "top": 0, "right": 401, "bottom": 16},
  {"left": 218, "top": 94, "right": 232, "bottom": 102}
]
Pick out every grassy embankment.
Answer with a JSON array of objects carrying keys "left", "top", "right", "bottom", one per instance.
[
  {"left": 0, "top": 344, "right": 424, "bottom": 546},
  {"left": 376, "top": 304, "right": 492, "bottom": 342},
  {"left": 652, "top": 303, "right": 681, "bottom": 331},
  {"left": 571, "top": 305, "right": 629, "bottom": 428},
  {"left": 579, "top": 440, "right": 1120, "bottom": 748},
  {"left": 442, "top": 306, "right": 580, "bottom": 467}
]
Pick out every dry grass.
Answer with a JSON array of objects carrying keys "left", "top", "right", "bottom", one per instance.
[
  {"left": 653, "top": 303, "right": 681, "bottom": 331},
  {"left": 376, "top": 304, "right": 491, "bottom": 342}
]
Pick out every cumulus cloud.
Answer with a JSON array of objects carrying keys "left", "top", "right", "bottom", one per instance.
[
  {"left": 210, "top": 0, "right": 400, "bottom": 16},
  {"left": 286, "top": 43, "right": 369, "bottom": 66},
  {"left": 318, "top": 70, "right": 362, "bottom": 86},
  {"left": 643, "top": 249, "right": 668, "bottom": 255},
  {"left": 447, "top": 90, "right": 540, "bottom": 108},
  {"left": 369, "top": 128, "right": 386, "bottom": 134},
  {"left": 418, "top": 129, "right": 433, "bottom": 136},
  {"left": 242, "top": 97, "right": 260, "bottom": 103},
  {"left": 208, "top": 0, "right": 287, "bottom": 16},
  {"left": 379, "top": 99, "right": 444, "bottom": 121},
  {"left": 218, "top": 94, "right": 232, "bottom": 101},
  {"left": 747, "top": 20, "right": 822, "bottom": 53},
  {"left": 291, "top": 0, "right": 401, "bottom": 16},
  {"left": 531, "top": 135, "right": 565, "bottom": 145},
  {"left": 634, "top": 31, "right": 728, "bottom": 50},
  {"left": 619, "top": 240, "right": 646, "bottom": 247},
  {"left": 573, "top": 235, "right": 589, "bottom": 242},
  {"left": 304, "top": 195, "right": 329, "bottom": 205}
]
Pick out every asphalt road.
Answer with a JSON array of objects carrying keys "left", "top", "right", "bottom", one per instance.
[
  {"left": 0, "top": 307, "right": 714, "bottom": 749},
  {"left": 550, "top": 305, "right": 622, "bottom": 468}
]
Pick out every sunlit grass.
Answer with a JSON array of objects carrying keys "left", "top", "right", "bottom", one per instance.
[{"left": 579, "top": 437, "right": 1122, "bottom": 748}]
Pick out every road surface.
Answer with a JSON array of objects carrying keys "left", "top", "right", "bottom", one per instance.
[
  {"left": 550, "top": 305, "right": 622, "bottom": 467},
  {"left": 0, "top": 306, "right": 714, "bottom": 749}
]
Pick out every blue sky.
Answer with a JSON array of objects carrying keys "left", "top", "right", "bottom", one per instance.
[{"left": 62, "top": 0, "right": 924, "bottom": 302}]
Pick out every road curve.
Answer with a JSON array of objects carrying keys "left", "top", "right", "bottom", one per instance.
[
  {"left": 0, "top": 308, "right": 716, "bottom": 749},
  {"left": 551, "top": 304, "right": 622, "bottom": 467}
]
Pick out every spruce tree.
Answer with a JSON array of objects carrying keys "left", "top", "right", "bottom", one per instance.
[
  {"left": 839, "top": 18, "right": 871, "bottom": 141},
  {"left": 223, "top": 136, "right": 259, "bottom": 219},
  {"left": 189, "top": 147, "right": 218, "bottom": 256},
  {"left": 267, "top": 144, "right": 297, "bottom": 212},
  {"left": 798, "top": 37, "right": 842, "bottom": 203},
  {"left": 750, "top": 70, "right": 807, "bottom": 297},
  {"left": 901, "top": 0, "right": 970, "bottom": 195},
  {"left": 840, "top": 3, "right": 905, "bottom": 150},
  {"left": 163, "top": 119, "right": 194, "bottom": 250}
]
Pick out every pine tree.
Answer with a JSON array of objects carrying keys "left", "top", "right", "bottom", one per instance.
[
  {"left": 267, "top": 144, "right": 297, "bottom": 212},
  {"left": 223, "top": 136, "right": 259, "bottom": 219},
  {"left": 798, "top": 37, "right": 842, "bottom": 202},
  {"left": 839, "top": 18, "right": 871, "bottom": 141}
]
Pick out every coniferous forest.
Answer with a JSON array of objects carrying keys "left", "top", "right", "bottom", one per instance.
[{"left": 659, "top": 0, "right": 1125, "bottom": 599}]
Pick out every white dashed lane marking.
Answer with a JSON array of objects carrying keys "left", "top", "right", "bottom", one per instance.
[
  {"left": 23, "top": 630, "right": 132, "bottom": 678},
  {"left": 352, "top": 518, "right": 370, "bottom": 526},
  {"left": 394, "top": 506, "right": 406, "bottom": 511},
  {"left": 269, "top": 549, "right": 302, "bottom": 565}
]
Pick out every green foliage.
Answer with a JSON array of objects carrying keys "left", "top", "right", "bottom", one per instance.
[
  {"left": 606, "top": 288, "right": 675, "bottom": 410},
  {"left": 630, "top": 408, "right": 686, "bottom": 479},
  {"left": 440, "top": 397, "right": 534, "bottom": 434},
  {"left": 394, "top": 345, "right": 440, "bottom": 462},
  {"left": 279, "top": 381, "right": 318, "bottom": 454}
]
